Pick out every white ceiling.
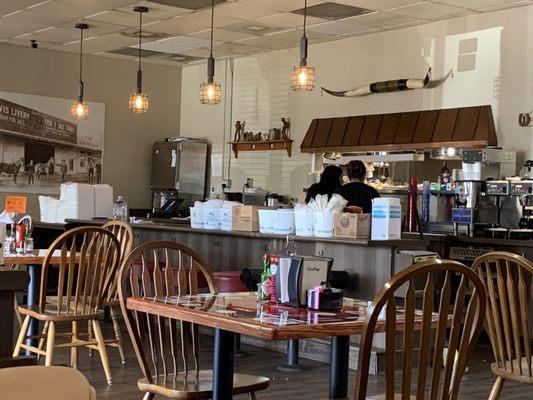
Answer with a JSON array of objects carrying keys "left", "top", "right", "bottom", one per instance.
[{"left": 0, "top": 0, "right": 531, "bottom": 66}]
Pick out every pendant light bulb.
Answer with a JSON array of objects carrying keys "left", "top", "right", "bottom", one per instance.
[
  {"left": 71, "top": 23, "right": 90, "bottom": 120},
  {"left": 290, "top": 0, "right": 316, "bottom": 92},
  {"left": 200, "top": 0, "right": 221, "bottom": 105},
  {"left": 129, "top": 6, "right": 149, "bottom": 113}
]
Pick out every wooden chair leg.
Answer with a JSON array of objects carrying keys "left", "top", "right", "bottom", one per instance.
[
  {"left": 88, "top": 320, "right": 94, "bottom": 356},
  {"left": 36, "top": 321, "right": 50, "bottom": 362},
  {"left": 249, "top": 392, "right": 258, "bottom": 400},
  {"left": 488, "top": 377, "right": 504, "bottom": 400},
  {"left": 92, "top": 319, "right": 113, "bottom": 385},
  {"left": 110, "top": 306, "right": 126, "bottom": 364},
  {"left": 14, "top": 296, "right": 22, "bottom": 327},
  {"left": 45, "top": 321, "right": 56, "bottom": 366},
  {"left": 71, "top": 321, "right": 79, "bottom": 369},
  {"left": 12, "top": 315, "right": 31, "bottom": 357}
]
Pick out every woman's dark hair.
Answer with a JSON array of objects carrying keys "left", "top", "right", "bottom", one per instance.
[
  {"left": 319, "top": 165, "right": 343, "bottom": 191},
  {"left": 347, "top": 160, "right": 366, "bottom": 181}
]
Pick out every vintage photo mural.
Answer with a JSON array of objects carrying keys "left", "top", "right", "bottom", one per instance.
[{"left": 0, "top": 91, "right": 105, "bottom": 194}]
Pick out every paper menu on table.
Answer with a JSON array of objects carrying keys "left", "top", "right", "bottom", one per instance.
[{"left": 278, "top": 256, "right": 292, "bottom": 303}]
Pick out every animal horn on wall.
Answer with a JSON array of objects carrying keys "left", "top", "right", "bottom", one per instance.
[{"left": 321, "top": 68, "right": 453, "bottom": 98}]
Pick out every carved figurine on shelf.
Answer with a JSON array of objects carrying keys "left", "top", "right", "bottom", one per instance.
[
  {"left": 254, "top": 132, "right": 262, "bottom": 141},
  {"left": 281, "top": 117, "right": 290, "bottom": 139},
  {"left": 234, "top": 120, "right": 243, "bottom": 142},
  {"left": 269, "top": 128, "right": 280, "bottom": 141},
  {"left": 262, "top": 131, "right": 270, "bottom": 141},
  {"left": 243, "top": 132, "right": 252, "bottom": 141}
]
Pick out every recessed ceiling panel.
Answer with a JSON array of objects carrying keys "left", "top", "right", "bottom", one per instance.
[
  {"left": 345, "top": 11, "right": 423, "bottom": 28},
  {"left": 239, "top": 0, "right": 325, "bottom": 13},
  {"left": 141, "top": 35, "right": 216, "bottom": 54},
  {"left": 223, "top": 21, "right": 283, "bottom": 36},
  {"left": 214, "top": 2, "right": 280, "bottom": 20},
  {"left": 307, "top": 20, "right": 376, "bottom": 35},
  {"left": 331, "top": 0, "right": 421, "bottom": 11},
  {"left": 292, "top": 2, "right": 371, "bottom": 20}
]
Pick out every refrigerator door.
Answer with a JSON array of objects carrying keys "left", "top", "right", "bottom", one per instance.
[
  {"left": 178, "top": 140, "right": 207, "bottom": 200},
  {"left": 151, "top": 142, "right": 180, "bottom": 189}
]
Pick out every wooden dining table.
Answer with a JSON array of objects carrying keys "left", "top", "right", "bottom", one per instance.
[
  {"left": 4, "top": 250, "right": 74, "bottom": 353},
  {"left": 127, "top": 291, "right": 437, "bottom": 400}
]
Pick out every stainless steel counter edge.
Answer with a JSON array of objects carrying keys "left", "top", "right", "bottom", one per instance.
[{"left": 63, "top": 219, "right": 428, "bottom": 248}]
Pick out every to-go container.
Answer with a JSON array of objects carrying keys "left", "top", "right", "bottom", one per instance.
[
  {"left": 190, "top": 207, "right": 206, "bottom": 229},
  {"left": 258, "top": 209, "right": 277, "bottom": 234},
  {"left": 295, "top": 211, "right": 315, "bottom": 237},
  {"left": 274, "top": 209, "right": 295, "bottom": 235},
  {"left": 313, "top": 212, "right": 336, "bottom": 238},
  {"left": 204, "top": 208, "right": 221, "bottom": 230}
]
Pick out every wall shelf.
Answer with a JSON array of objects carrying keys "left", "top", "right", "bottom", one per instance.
[{"left": 229, "top": 139, "right": 293, "bottom": 158}]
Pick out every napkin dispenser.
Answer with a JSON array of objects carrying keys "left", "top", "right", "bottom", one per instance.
[{"left": 276, "top": 255, "right": 333, "bottom": 307}]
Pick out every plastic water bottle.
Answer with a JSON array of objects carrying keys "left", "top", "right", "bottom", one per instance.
[{"left": 112, "top": 196, "right": 129, "bottom": 221}]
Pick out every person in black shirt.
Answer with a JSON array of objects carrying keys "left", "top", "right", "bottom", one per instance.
[
  {"left": 305, "top": 165, "right": 343, "bottom": 203},
  {"left": 335, "top": 160, "right": 379, "bottom": 213}
]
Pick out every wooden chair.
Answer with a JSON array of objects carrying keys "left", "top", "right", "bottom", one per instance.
[
  {"left": 118, "top": 241, "right": 270, "bottom": 400},
  {"left": 354, "top": 260, "right": 487, "bottom": 400},
  {"left": 472, "top": 252, "right": 533, "bottom": 400},
  {"left": 0, "top": 366, "right": 96, "bottom": 400},
  {"left": 90, "top": 220, "right": 134, "bottom": 364},
  {"left": 12, "top": 226, "right": 121, "bottom": 385}
]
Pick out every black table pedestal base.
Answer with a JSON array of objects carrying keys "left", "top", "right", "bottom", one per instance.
[
  {"left": 213, "top": 328, "right": 235, "bottom": 400},
  {"left": 277, "top": 339, "right": 306, "bottom": 373}
]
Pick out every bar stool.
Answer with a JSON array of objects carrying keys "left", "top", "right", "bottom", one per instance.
[{"left": 214, "top": 271, "right": 248, "bottom": 357}]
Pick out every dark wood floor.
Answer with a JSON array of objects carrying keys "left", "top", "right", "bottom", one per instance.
[{"left": 46, "top": 320, "right": 531, "bottom": 399}]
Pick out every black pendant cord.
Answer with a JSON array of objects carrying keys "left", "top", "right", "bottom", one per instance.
[
  {"left": 303, "top": 0, "right": 307, "bottom": 38},
  {"left": 207, "top": 0, "right": 215, "bottom": 83},
  {"left": 300, "top": 0, "right": 308, "bottom": 66},
  {"left": 137, "top": 10, "right": 143, "bottom": 92},
  {"left": 78, "top": 27, "right": 84, "bottom": 101},
  {"left": 210, "top": 0, "right": 214, "bottom": 58}
]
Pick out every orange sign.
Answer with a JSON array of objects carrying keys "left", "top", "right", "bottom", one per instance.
[{"left": 5, "top": 195, "right": 27, "bottom": 214}]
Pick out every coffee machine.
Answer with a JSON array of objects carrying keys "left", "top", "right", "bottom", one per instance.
[
  {"left": 509, "top": 181, "right": 533, "bottom": 239},
  {"left": 451, "top": 149, "right": 516, "bottom": 237}
]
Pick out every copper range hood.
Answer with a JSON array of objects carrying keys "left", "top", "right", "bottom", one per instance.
[{"left": 300, "top": 105, "right": 497, "bottom": 154}]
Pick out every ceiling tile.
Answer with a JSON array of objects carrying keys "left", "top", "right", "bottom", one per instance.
[
  {"left": 438, "top": 0, "right": 529, "bottom": 11},
  {"left": 55, "top": 19, "right": 128, "bottom": 36},
  {"left": 239, "top": 0, "right": 326, "bottom": 13},
  {"left": 174, "top": 9, "right": 244, "bottom": 29},
  {"left": 214, "top": 41, "right": 273, "bottom": 55},
  {"left": 116, "top": 1, "right": 193, "bottom": 19},
  {"left": 390, "top": 2, "right": 472, "bottom": 20},
  {"left": 51, "top": 31, "right": 138, "bottom": 52},
  {"left": 141, "top": 35, "right": 217, "bottom": 54},
  {"left": 266, "top": 27, "right": 333, "bottom": 42},
  {"left": 147, "top": 0, "right": 226, "bottom": 11},
  {"left": 307, "top": 20, "right": 376, "bottom": 35},
  {"left": 0, "top": 0, "right": 55, "bottom": 17},
  {"left": 330, "top": 0, "right": 422, "bottom": 11},
  {"left": 344, "top": 11, "right": 423, "bottom": 28},
  {"left": 257, "top": 13, "right": 328, "bottom": 29},
  {"left": 222, "top": 21, "right": 284, "bottom": 36},
  {"left": 4, "top": 37, "right": 62, "bottom": 49},
  {"left": 189, "top": 28, "right": 255, "bottom": 42},
  {"left": 214, "top": 2, "right": 280, "bottom": 19},
  {"left": 85, "top": 10, "right": 160, "bottom": 27},
  {"left": 142, "top": 16, "right": 206, "bottom": 35}
]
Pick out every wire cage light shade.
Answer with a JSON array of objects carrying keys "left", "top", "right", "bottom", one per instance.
[
  {"left": 290, "top": 65, "right": 316, "bottom": 92},
  {"left": 199, "top": 81, "right": 221, "bottom": 105},
  {"left": 70, "top": 99, "right": 89, "bottom": 120},
  {"left": 129, "top": 91, "right": 149, "bottom": 113}
]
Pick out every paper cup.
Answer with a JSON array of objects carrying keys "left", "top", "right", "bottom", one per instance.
[
  {"left": 295, "top": 211, "right": 314, "bottom": 237},
  {"left": 314, "top": 212, "right": 336, "bottom": 238}
]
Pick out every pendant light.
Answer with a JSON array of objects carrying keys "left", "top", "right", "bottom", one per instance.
[
  {"left": 70, "top": 23, "right": 90, "bottom": 120},
  {"left": 199, "top": 0, "right": 221, "bottom": 105},
  {"left": 129, "top": 6, "right": 149, "bottom": 113},
  {"left": 290, "top": 0, "right": 316, "bottom": 92}
]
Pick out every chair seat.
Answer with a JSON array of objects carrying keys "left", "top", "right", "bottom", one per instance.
[
  {"left": 18, "top": 303, "right": 104, "bottom": 322},
  {"left": 0, "top": 366, "right": 96, "bottom": 400},
  {"left": 491, "top": 357, "right": 533, "bottom": 384},
  {"left": 214, "top": 271, "right": 248, "bottom": 293},
  {"left": 138, "top": 370, "right": 270, "bottom": 399}
]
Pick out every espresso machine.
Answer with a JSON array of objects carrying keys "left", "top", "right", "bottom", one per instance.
[
  {"left": 509, "top": 181, "right": 533, "bottom": 239},
  {"left": 452, "top": 149, "right": 516, "bottom": 237}
]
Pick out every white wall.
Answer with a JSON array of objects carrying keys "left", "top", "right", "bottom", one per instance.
[{"left": 181, "top": 5, "right": 533, "bottom": 202}]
